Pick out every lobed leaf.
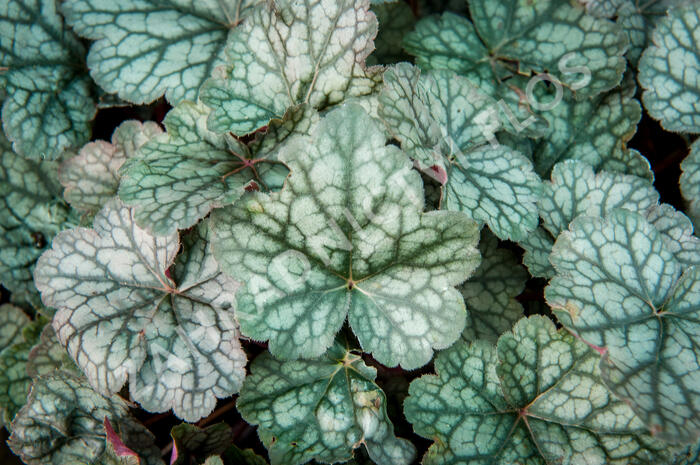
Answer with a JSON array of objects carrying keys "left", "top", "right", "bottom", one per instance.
[
  {"left": 34, "top": 200, "right": 246, "bottom": 421},
  {"left": 119, "top": 102, "right": 309, "bottom": 235},
  {"left": 170, "top": 422, "right": 233, "bottom": 465},
  {"left": 200, "top": 0, "right": 380, "bottom": 135},
  {"left": 211, "top": 103, "right": 481, "bottom": 369},
  {"left": 404, "top": 0, "right": 628, "bottom": 98},
  {"left": 546, "top": 209, "right": 700, "bottom": 443},
  {"left": 237, "top": 339, "right": 415, "bottom": 465},
  {"left": 62, "top": 0, "right": 262, "bottom": 105},
  {"left": 405, "top": 316, "right": 671, "bottom": 464}
]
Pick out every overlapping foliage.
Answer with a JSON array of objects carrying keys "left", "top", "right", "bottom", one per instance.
[{"left": 0, "top": 0, "right": 699, "bottom": 464}]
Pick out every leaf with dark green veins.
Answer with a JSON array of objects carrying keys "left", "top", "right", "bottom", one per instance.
[
  {"left": 60, "top": 120, "right": 163, "bottom": 215},
  {"left": 461, "top": 231, "right": 526, "bottom": 343},
  {"left": 531, "top": 75, "right": 644, "bottom": 177},
  {"left": 8, "top": 373, "right": 163, "bottom": 465},
  {"left": 638, "top": 3, "right": 700, "bottom": 133},
  {"left": 170, "top": 423, "right": 233, "bottom": 465},
  {"left": 405, "top": 316, "right": 672, "bottom": 464},
  {"left": 546, "top": 209, "right": 700, "bottom": 443},
  {"left": 520, "top": 160, "right": 659, "bottom": 278},
  {"left": 62, "top": 0, "right": 262, "bottom": 105},
  {"left": 681, "top": 139, "right": 700, "bottom": 229},
  {"left": 404, "top": 0, "right": 628, "bottom": 98},
  {"left": 582, "top": 0, "right": 689, "bottom": 64},
  {"left": 200, "top": 0, "right": 381, "bottom": 135},
  {"left": 237, "top": 339, "right": 415, "bottom": 465},
  {"left": 378, "top": 63, "right": 542, "bottom": 241},
  {"left": 211, "top": 103, "right": 481, "bottom": 369},
  {"left": 119, "top": 101, "right": 302, "bottom": 235},
  {"left": 34, "top": 201, "right": 246, "bottom": 422},
  {"left": 0, "top": 130, "right": 74, "bottom": 307},
  {"left": 0, "top": 0, "right": 95, "bottom": 159},
  {"left": 645, "top": 203, "right": 700, "bottom": 268}
]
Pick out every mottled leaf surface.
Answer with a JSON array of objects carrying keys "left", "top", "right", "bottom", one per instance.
[
  {"left": 200, "top": 0, "right": 380, "bottom": 134},
  {"left": 211, "top": 104, "right": 481, "bottom": 369},
  {"left": 237, "top": 339, "right": 415, "bottom": 465},
  {"left": 520, "top": 160, "right": 659, "bottom": 278},
  {"left": 0, "top": 304, "right": 30, "bottom": 350},
  {"left": 546, "top": 210, "right": 700, "bottom": 443},
  {"left": 8, "top": 373, "right": 163, "bottom": 465},
  {"left": 119, "top": 101, "right": 301, "bottom": 235},
  {"left": 378, "top": 64, "right": 541, "bottom": 241},
  {"left": 34, "top": 200, "right": 246, "bottom": 421},
  {"left": 531, "top": 76, "right": 644, "bottom": 177},
  {"left": 0, "top": 0, "right": 95, "bottom": 159},
  {"left": 61, "top": 120, "right": 162, "bottom": 215},
  {"left": 62, "top": 0, "right": 261, "bottom": 104},
  {"left": 461, "top": 231, "right": 526, "bottom": 343},
  {"left": 404, "top": 0, "right": 628, "bottom": 98},
  {"left": 405, "top": 316, "right": 670, "bottom": 464},
  {"left": 638, "top": 3, "right": 700, "bottom": 133},
  {"left": 0, "top": 131, "right": 74, "bottom": 306}
]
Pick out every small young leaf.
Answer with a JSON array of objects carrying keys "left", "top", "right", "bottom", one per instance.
[
  {"left": 60, "top": 120, "right": 163, "bottom": 215},
  {"left": 211, "top": 103, "right": 481, "bottom": 369},
  {"left": 546, "top": 210, "right": 700, "bottom": 443},
  {"left": 62, "top": 0, "right": 262, "bottom": 105},
  {"left": 237, "top": 339, "right": 415, "bottom": 465},
  {"left": 200, "top": 0, "right": 380, "bottom": 135},
  {"left": 119, "top": 102, "right": 308, "bottom": 235},
  {"left": 170, "top": 422, "right": 233, "bottom": 465},
  {"left": 638, "top": 3, "right": 700, "bottom": 133},
  {"left": 681, "top": 139, "right": 700, "bottom": 229},
  {"left": 378, "top": 64, "right": 542, "bottom": 241},
  {"left": 34, "top": 200, "right": 246, "bottom": 421},
  {"left": 0, "top": 0, "right": 95, "bottom": 159},
  {"left": 8, "top": 373, "right": 163, "bottom": 465},
  {"left": 461, "top": 231, "right": 526, "bottom": 343},
  {"left": 405, "top": 316, "right": 671, "bottom": 464}
]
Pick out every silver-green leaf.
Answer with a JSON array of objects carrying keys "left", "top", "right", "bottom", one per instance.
[
  {"left": 210, "top": 103, "right": 481, "bottom": 369},
  {"left": 546, "top": 209, "right": 700, "bottom": 443},
  {"left": 200, "top": 0, "right": 381, "bottom": 135},
  {"left": 237, "top": 339, "right": 415, "bottom": 465},
  {"left": 62, "top": 0, "right": 262, "bottom": 105},
  {"left": 0, "top": 0, "right": 95, "bottom": 159},
  {"left": 34, "top": 200, "right": 246, "bottom": 422},
  {"left": 405, "top": 316, "right": 671, "bottom": 464}
]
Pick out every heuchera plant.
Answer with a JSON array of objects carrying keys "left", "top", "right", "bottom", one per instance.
[{"left": 1, "top": 0, "right": 700, "bottom": 464}]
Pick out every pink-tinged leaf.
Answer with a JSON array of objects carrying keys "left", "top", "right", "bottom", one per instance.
[
  {"left": 104, "top": 418, "right": 140, "bottom": 462},
  {"left": 428, "top": 164, "right": 448, "bottom": 185}
]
